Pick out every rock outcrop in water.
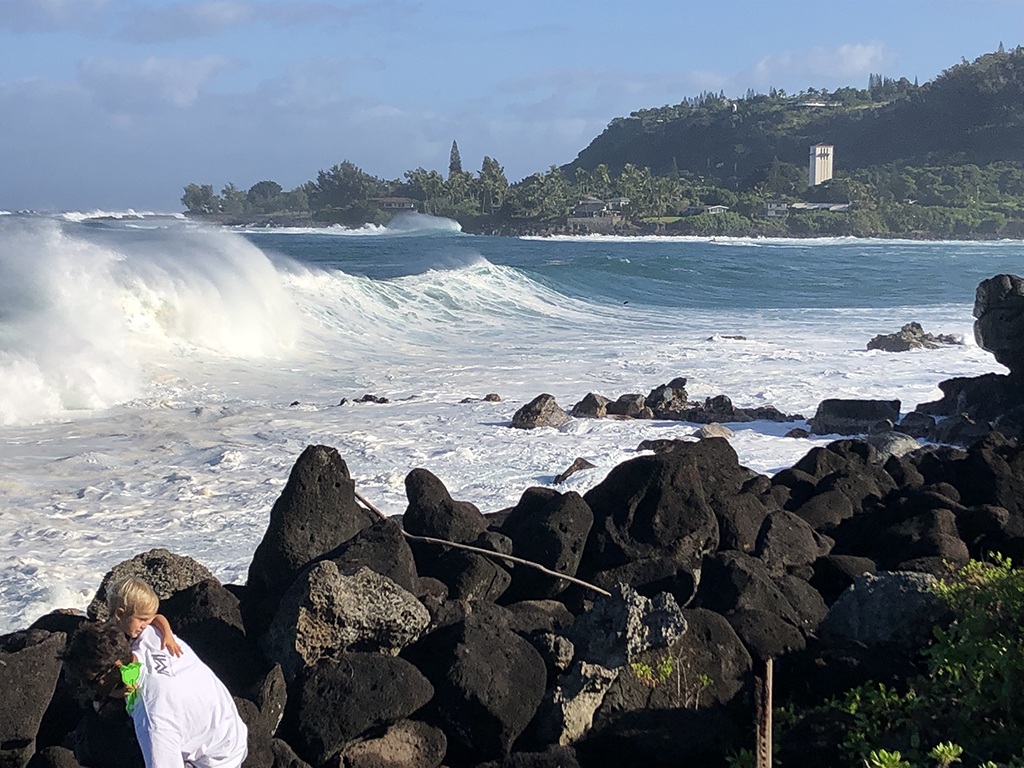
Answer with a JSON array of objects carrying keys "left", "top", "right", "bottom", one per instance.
[{"left": 7, "top": 276, "right": 1024, "bottom": 768}]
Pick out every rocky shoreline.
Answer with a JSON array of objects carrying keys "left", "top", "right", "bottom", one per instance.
[{"left": 3, "top": 275, "right": 1024, "bottom": 768}]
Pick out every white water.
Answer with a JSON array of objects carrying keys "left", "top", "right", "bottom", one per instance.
[{"left": 0, "top": 216, "right": 1006, "bottom": 634}]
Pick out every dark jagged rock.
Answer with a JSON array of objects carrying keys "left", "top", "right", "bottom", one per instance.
[
  {"left": 809, "top": 399, "right": 901, "bottom": 436},
  {"left": 605, "top": 394, "right": 648, "bottom": 418},
  {"left": 160, "top": 579, "right": 268, "bottom": 699},
  {"left": 810, "top": 554, "right": 878, "bottom": 605},
  {"left": 570, "top": 393, "right": 610, "bottom": 418},
  {"left": 580, "top": 440, "right": 725, "bottom": 589},
  {"left": 895, "top": 411, "right": 937, "bottom": 439},
  {"left": 867, "top": 321, "right": 961, "bottom": 351},
  {"left": 402, "top": 615, "right": 547, "bottom": 765},
  {"left": 821, "top": 571, "right": 950, "bottom": 650},
  {"left": 87, "top": 549, "right": 216, "bottom": 621},
  {"left": 244, "top": 445, "right": 377, "bottom": 635},
  {"left": 429, "top": 550, "right": 511, "bottom": 602},
  {"left": 974, "top": 273, "right": 1024, "bottom": 374},
  {"left": 695, "top": 551, "right": 821, "bottom": 655},
  {"left": 282, "top": 653, "right": 434, "bottom": 766},
  {"left": 404, "top": 467, "right": 488, "bottom": 544},
  {"left": 326, "top": 517, "right": 419, "bottom": 594},
  {"left": 644, "top": 378, "right": 689, "bottom": 416},
  {"left": 755, "top": 511, "right": 834, "bottom": 577},
  {"left": 553, "top": 457, "right": 597, "bottom": 484},
  {"left": 0, "top": 632, "right": 67, "bottom": 768},
  {"left": 511, "top": 394, "right": 571, "bottom": 430},
  {"left": 500, "top": 489, "right": 593, "bottom": 600}
]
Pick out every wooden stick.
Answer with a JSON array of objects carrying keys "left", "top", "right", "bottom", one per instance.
[
  {"left": 755, "top": 656, "right": 773, "bottom": 768},
  {"left": 354, "top": 489, "right": 611, "bottom": 598}
]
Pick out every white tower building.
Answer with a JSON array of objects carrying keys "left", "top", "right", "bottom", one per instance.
[{"left": 809, "top": 143, "right": 834, "bottom": 186}]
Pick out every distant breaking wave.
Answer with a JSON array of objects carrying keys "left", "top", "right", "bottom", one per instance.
[{"left": 235, "top": 212, "right": 461, "bottom": 237}]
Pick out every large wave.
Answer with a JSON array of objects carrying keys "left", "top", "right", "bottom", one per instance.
[{"left": 0, "top": 218, "right": 302, "bottom": 424}]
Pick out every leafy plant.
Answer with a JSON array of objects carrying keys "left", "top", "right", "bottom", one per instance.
[
  {"left": 927, "top": 741, "right": 962, "bottom": 767},
  {"left": 865, "top": 749, "right": 911, "bottom": 768}
]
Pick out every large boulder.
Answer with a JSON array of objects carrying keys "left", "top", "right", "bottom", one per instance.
[
  {"left": 87, "top": 549, "right": 216, "bottom": 620},
  {"left": 0, "top": 631, "right": 67, "bottom": 768},
  {"left": 500, "top": 488, "right": 594, "bottom": 600},
  {"left": 580, "top": 441, "right": 723, "bottom": 588},
  {"left": 283, "top": 653, "right": 434, "bottom": 766},
  {"left": 244, "top": 445, "right": 377, "bottom": 634},
  {"left": 809, "top": 399, "right": 901, "bottom": 436},
  {"left": 402, "top": 615, "right": 547, "bottom": 765},
  {"left": 821, "top": 571, "right": 949, "bottom": 650},
  {"left": 570, "top": 393, "right": 610, "bottom": 419},
  {"left": 326, "top": 517, "right": 419, "bottom": 593},
  {"left": 564, "top": 584, "right": 687, "bottom": 669},
  {"left": 160, "top": 579, "right": 267, "bottom": 698},
  {"left": 867, "top": 322, "right": 960, "bottom": 352},
  {"left": 511, "top": 394, "right": 571, "bottom": 430},
  {"left": 403, "top": 468, "right": 488, "bottom": 544},
  {"left": 974, "top": 273, "right": 1024, "bottom": 375},
  {"left": 594, "top": 608, "right": 751, "bottom": 720},
  {"left": 262, "top": 563, "right": 430, "bottom": 682},
  {"left": 338, "top": 719, "right": 447, "bottom": 768}
]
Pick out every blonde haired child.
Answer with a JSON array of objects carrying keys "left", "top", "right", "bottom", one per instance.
[{"left": 105, "top": 576, "right": 182, "bottom": 656}]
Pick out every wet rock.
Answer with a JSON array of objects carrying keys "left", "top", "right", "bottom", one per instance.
[
  {"left": 404, "top": 468, "right": 488, "bottom": 544},
  {"left": 511, "top": 394, "right": 571, "bottom": 430},
  {"left": 554, "top": 458, "right": 597, "bottom": 484},
  {"left": 810, "top": 399, "right": 901, "bottom": 436},
  {"left": 867, "top": 322, "right": 960, "bottom": 352},
  {"left": 570, "top": 393, "right": 610, "bottom": 419}
]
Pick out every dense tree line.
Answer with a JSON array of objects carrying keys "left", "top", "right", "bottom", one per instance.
[{"left": 181, "top": 47, "right": 1024, "bottom": 239}]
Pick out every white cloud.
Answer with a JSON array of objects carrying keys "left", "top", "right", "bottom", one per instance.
[
  {"left": 78, "top": 55, "right": 234, "bottom": 113},
  {"left": 123, "top": 1, "right": 255, "bottom": 41},
  {"left": 747, "top": 42, "right": 894, "bottom": 89},
  {"left": 0, "top": 0, "right": 113, "bottom": 33}
]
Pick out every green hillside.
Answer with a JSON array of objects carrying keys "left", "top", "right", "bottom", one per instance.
[
  {"left": 565, "top": 46, "right": 1024, "bottom": 186},
  {"left": 183, "top": 47, "right": 1024, "bottom": 238}
]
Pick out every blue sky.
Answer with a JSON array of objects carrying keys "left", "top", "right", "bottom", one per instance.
[{"left": 0, "top": 0, "right": 1019, "bottom": 211}]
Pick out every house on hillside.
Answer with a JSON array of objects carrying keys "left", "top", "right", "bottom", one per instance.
[
  {"left": 374, "top": 197, "right": 418, "bottom": 213},
  {"left": 765, "top": 201, "right": 789, "bottom": 218},
  {"left": 789, "top": 202, "right": 850, "bottom": 212},
  {"left": 568, "top": 196, "right": 628, "bottom": 233},
  {"left": 571, "top": 196, "right": 609, "bottom": 217},
  {"left": 686, "top": 205, "right": 730, "bottom": 215}
]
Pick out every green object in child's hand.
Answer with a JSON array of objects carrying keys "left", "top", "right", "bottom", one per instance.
[{"left": 120, "top": 662, "right": 142, "bottom": 714}]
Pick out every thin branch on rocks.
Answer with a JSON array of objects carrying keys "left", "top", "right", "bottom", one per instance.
[{"left": 354, "top": 489, "right": 612, "bottom": 598}]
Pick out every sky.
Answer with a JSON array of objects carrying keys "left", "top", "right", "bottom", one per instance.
[{"left": 0, "top": 0, "right": 1020, "bottom": 212}]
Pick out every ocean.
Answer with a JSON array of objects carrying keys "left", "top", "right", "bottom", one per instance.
[{"left": 0, "top": 209, "right": 1018, "bottom": 634}]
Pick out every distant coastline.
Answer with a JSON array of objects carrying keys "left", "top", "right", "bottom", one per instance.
[{"left": 182, "top": 211, "right": 1022, "bottom": 241}]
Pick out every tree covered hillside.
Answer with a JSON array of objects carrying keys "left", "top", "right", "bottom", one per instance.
[
  {"left": 566, "top": 46, "right": 1024, "bottom": 186},
  {"left": 183, "top": 47, "right": 1024, "bottom": 239}
]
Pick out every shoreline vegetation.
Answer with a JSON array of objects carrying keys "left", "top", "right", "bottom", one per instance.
[{"left": 182, "top": 47, "right": 1024, "bottom": 241}]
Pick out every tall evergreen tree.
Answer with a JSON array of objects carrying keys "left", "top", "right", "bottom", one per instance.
[{"left": 449, "top": 140, "right": 463, "bottom": 179}]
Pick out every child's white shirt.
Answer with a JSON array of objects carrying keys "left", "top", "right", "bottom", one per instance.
[{"left": 129, "top": 626, "right": 248, "bottom": 768}]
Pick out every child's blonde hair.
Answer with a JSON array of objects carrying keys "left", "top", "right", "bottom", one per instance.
[{"left": 106, "top": 576, "right": 159, "bottom": 618}]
